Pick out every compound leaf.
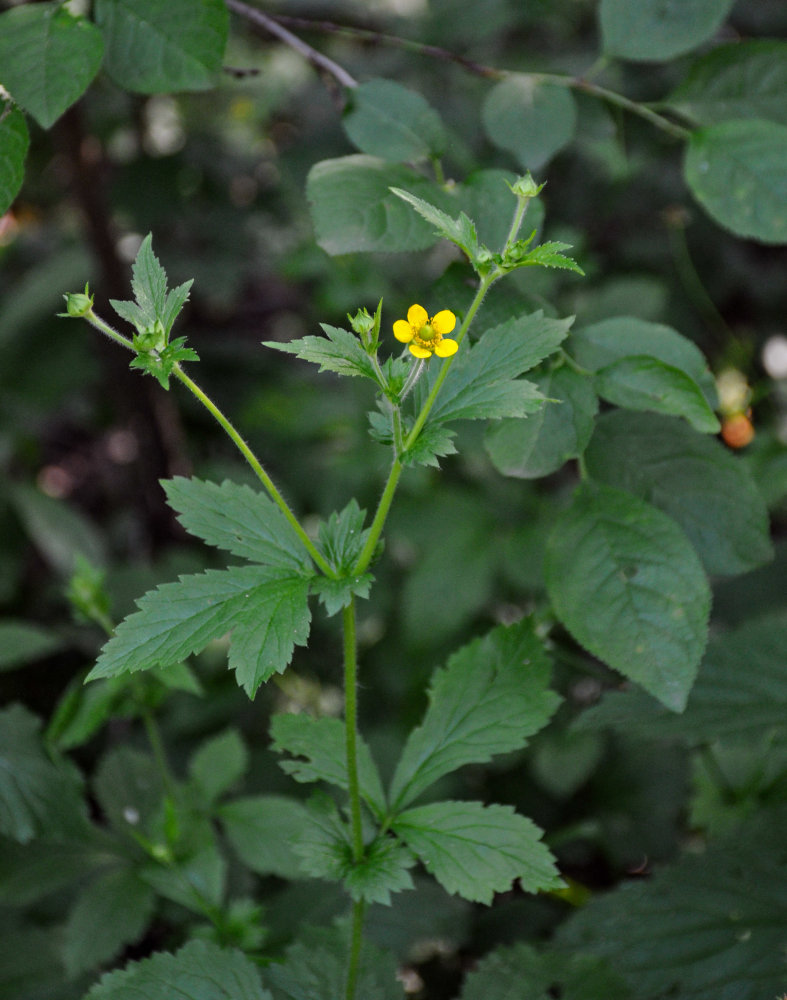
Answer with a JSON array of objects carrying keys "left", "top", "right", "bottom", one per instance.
[
  {"left": 83, "top": 939, "right": 271, "bottom": 1000},
  {"left": 270, "top": 714, "right": 386, "bottom": 819},
  {"left": 162, "top": 477, "right": 311, "bottom": 571},
  {"left": 393, "top": 800, "right": 561, "bottom": 903},
  {"left": 389, "top": 618, "right": 560, "bottom": 812},
  {"left": 88, "top": 566, "right": 311, "bottom": 698}
]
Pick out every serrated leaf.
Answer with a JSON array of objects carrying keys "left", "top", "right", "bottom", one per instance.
[
  {"left": 401, "top": 422, "right": 458, "bottom": 467},
  {"left": 568, "top": 316, "right": 717, "bottom": 406},
  {"left": 0, "top": 3, "right": 103, "bottom": 129},
  {"left": 0, "top": 104, "right": 29, "bottom": 215},
  {"left": 94, "top": 0, "right": 229, "bottom": 94},
  {"left": 295, "top": 798, "right": 414, "bottom": 904},
  {"left": 316, "top": 499, "right": 368, "bottom": 572},
  {"left": 390, "top": 187, "right": 481, "bottom": 261},
  {"left": 455, "top": 168, "right": 542, "bottom": 253},
  {"left": 266, "top": 925, "right": 403, "bottom": 1000},
  {"left": 594, "top": 355, "right": 720, "bottom": 433},
  {"left": 0, "top": 704, "right": 86, "bottom": 843},
  {"left": 264, "top": 324, "right": 377, "bottom": 380},
  {"left": 189, "top": 729, "right": 248, "bottom": 804},
  {"left": 545, "top": 482, "right": 711, "bottom": 711},
  {"left": 162, "top": 477, "right": 311, "bottom": 571},
  {"left": 393, "top": 800, "right": 561, "bottom": 903},
  {"left": 270, "top": 714, "right": 386, "bottom": 819},
  {"left": 485, "top": 365, "right": 598, "bottom": 479},
  {"left": 307, "top": 156, "right": 449, "bottom": 254},
  {"left": 685, "top": 119, "right": 787, "bottom": 244},
  {"left": 219, "top": 795, "right": 312, "bottom": 879},
  {"left": 585, "top": 411, "right": 773, "bottom": 575},
  {"left": 509, "top": 239, "right": 584, "bottom": 274},
  {"left": 460, "top": 942, "right": 632, "bottom": 1000},
  {"left": 482, "top": 77, "right": 577, "bottom": 170},
  {"left": 557, "top": 832, "right": 787, "bottom": 1000},
  {"left": 422, "top": 312, "right": 572, "bottom": 426},
  {"left": 310, "top": 574, "right": 372, "bottom": 617},
  {"left": 667, "top": 41, "right": 787, "bottom": 126},
  {"left": 600, "top": 0, "right": 735, "bottom": 61},
  {"left": 575, "top": 614, "right": 787, "bottom": 745},
  {"left": 131, "top": 233, "right": 167, "bottom": 325},
  {"left": 343, "top": 78, "right": 446, "bottom": 162},
  {"left": 88, "top": 565, "right": 311, "bottom": 698},
  {"left": 63, "top": 865, "right": 155, "bottom": 977},
  {"left": 83, "top": 939, "right": 271, "bottom": 1000},
  {"left": 390, "top": 618, "right": 559, "bottom": 812}
]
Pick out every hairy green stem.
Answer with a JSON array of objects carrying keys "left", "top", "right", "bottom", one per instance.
[
  {"left": 170, "top": 366, "right": 336, "bottom": 577},
  {"left": 352, "top": 457, "right": 402, "bottom": 576},
  {"left": 345, "top": 899, "right": 366, "bottom": 1000},
  {"left": 342, "top": 597, "right": 364, "bottom": 862},
  {"left": 84, "top": 310, "right": 135, "bottom": 350}
]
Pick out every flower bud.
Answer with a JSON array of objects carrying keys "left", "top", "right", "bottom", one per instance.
[
  {"left": 510, "top": 172, "right": 544, "bottom": 200},
  {"left": 61, "top": 284, "right": 94, "bottom": 318}
]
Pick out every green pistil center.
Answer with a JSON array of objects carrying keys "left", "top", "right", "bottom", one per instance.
[{"left": 418, "top": 323, "right": 436, "bottom": 342}]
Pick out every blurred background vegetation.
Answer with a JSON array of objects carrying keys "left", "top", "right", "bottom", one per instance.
[{"left": 1, "top": 0, "right": 786, "bottom": 993}]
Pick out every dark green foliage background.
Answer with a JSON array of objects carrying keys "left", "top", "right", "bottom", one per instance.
[{"left": 1, "top": 0, "right": 786, "bottom": 998}]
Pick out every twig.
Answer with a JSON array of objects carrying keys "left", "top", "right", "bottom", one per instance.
[{"left": 225, "top": 0, "right": 357, "bottom": 89}]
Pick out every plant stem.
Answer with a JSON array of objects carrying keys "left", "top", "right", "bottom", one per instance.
[
  {"left": 342, "top": 596, "right": 364, "bottom": 862},
  {"left": 172, "top": 366, "right": 336, "bottom": 578},
  {"left": 351, "top": 457, "right": 402, "bottom": 576},
  {"left": 403, "top": 272, "right": 496, "bottom": 450},
  {"left": 85, "top": 310, "right": 135, "bottom": 351},
  {"left": 345, "top": 899, "right": 366, "bottom": 1000}
]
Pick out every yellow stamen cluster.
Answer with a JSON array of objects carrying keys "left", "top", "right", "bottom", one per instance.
[{"left": 393, "top": 304, "right": 458, "bottom": 359}]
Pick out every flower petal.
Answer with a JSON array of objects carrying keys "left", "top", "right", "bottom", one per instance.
[
  {"left": 393, "top": 319, "right": 414, "bottom": 343},
  {"left": 407, "top": 304, "right": 428, "bottom": 330},
  {"left": 409, "top": 344, "right": 432, "bottom": 359},
  {"left": 435, "top": 338, "right": 458, "bottom": 357},
  {"left": 431, "top": 309, "right": 456, "bottom": 334}
]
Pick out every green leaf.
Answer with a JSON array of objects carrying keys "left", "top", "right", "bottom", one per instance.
[
  {"left": 94, "top": 0, "right": 229, "bottom": 94},
  {"left": 84, "top": 939, "right": 272, "bottom": 1000},
  {"left": 423, "top": 312, "right": 573, "bottom": 426},
  {"left": 0, "top": 704, "right": 86, "bottom": 843},
  {"left": 295, "top": 798, "right": 414, "bottom": 904},
  {"left": 0, "top": 621, "right": 63, "bottom": 672},
  {"left": 0, "top": 3, "right": 103, "bottom": 129},
  {"left": 343, "top": 78, "right": 446, "bottom": 162},
  {"left": 389, "top": 618, "right": 560, "bottom": 812},
  {"left": 557, "top": 831, "right": 787, "bottom": 1000},
  {"left": 162, "top": 477, "right": 310, "bottom": 571},
  {"left": 575, "top": 614, "right": 787, "bottom": 745},
  {"left": 266, "top": 925, "right": 403, "bottom": 1000},
  {"left": 307, "top": 155, "right": 448, "bottom": 254},
  {"left": 310, "top": 574, "right": 372, "bottom": 616},
  {"left": 567, "top": 316, "right": 717, "bottom": 406},
  {"left": 0, "top": 836, "right": 103, "bottom": 906},
  {"left": 88, "top": 565, "right": 312, "bottom": 698},
  {"left": 459, "top": 942, "right": 632, "bottom": 1000},
  {"left": 189, "top": 729, "right": 248, "bottom": 804},
  {"left": 270, "top": 714, "right": 387, "bottom": 819},
  {"left": 140, "top": 825, "right": 226, "bottom": 912},
  {"left": 389, "top": 187, "right": 481, "bottom": 262},
  {"left": 667, "top": 41, "right": 787, "bottom": 126},
  {"left": 0, "top": 105, "right": 29, "bottom": 215},
  {"left": 392, "top": 800, "right": 561, "bottom": 903},
  {"left": 264, "top": 324, "right": 377, "bottom": 380},
  {"left": 112, "top": 233, "right": 193, "bottom": 335},
  {"left": 63, "top": 864, "right": 155, "bottom": 977},
  {"left": 545, "top": 482, "right": 711, "bottom": 711},
  {"left": 485, "top": 365, "right": 599, "bottom": 479},
  {"left": 599, "top": 0, "right": 735, "bottom": 61},
  {"left": 505, "top": 238, "right": 584, "bottom": 275},
  {"left": 219, "top": 795, "right": 312, "bottom": 879},
  {"left": 594, "top": 355, "right": 720, "bottom": 433},
  {"left": 310, "top": 500, "right": 373, "bottom": 612},
  {"left": 482, "top": 77, "right": 577, "bottom": 170},
  {"left": 585, "top": 412, "right": 773, "bottom": 575},
  {"left": 685, "top": 119, "right": 787, "bottom": 244}
]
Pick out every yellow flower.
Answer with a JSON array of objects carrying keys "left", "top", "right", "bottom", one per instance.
[{"left": 393, "top": 304, "right": 458, "bottom": 359}]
